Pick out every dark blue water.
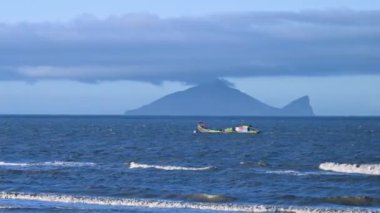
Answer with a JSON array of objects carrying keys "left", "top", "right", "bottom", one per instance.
[{"left": 0, "top": 116, "right": 379, "bottom": 212}]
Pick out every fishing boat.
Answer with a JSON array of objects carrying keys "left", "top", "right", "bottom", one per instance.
[{"left": 194, "top": 122, "right": 260, "bottom": 134}]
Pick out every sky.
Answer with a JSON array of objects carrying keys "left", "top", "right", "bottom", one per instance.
[{"left": 0, "top": 0, "right": 379, "bottom": 115}]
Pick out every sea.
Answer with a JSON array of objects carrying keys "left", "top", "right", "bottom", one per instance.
[{"left": 0, "top": 116, "right": 379, "bottom": 212}]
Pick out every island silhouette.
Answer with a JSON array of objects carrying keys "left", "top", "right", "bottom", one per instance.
[{"left": 125, "top": 80, "right": 314, "bottom": 116}]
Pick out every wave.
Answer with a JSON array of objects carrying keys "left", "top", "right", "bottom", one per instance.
[
  {"left": 0, "top": 161, "right": 96, "bottom": 168},
  {"left": 262, "top": 169, "right": 311, "bottom": 176},
  {"left": 254, "top": 169, "right": 339, "bottom": 176},
  {"left": 128, "top": 162, "right": 212, "bottom": 171},
  {"left": 185, "top": 194, "right": 236, "bottom": 203},
  {"left": 323, "top": 196, "right": 380, "bottom": 206},
  {"left": 0, "top": 192, "right": 373, "bottom": 212},
  {"left": 319, "top": 162, "right": 380, "bottom": 175}
]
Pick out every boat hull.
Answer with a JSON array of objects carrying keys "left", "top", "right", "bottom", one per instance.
[{"left": 196, "top": 126, "right": 260, "bottom": 134}]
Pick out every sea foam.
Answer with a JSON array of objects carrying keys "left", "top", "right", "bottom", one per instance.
[
  {"left": 0, "top": 192, "right": 372, "bottom": 212},
  {"left": 129, "top": 162, "right": 212, "bottom": 171},
  {"left": 254, "top": 169, "right": 339, "bottom": 176},
  {"left": 0, "top": 161, "right": 95, "bottom": 168},
  {"left": 319, "top": 162, "right": 380, "bottom": 175}
]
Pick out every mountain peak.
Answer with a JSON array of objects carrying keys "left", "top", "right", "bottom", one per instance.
[
  {"left": 282, "top": 95, "right": 314, "bottom": 116},
  {"left": 197, "top": 79, "right": 234, "bottom": 89},
  {"left": 298, "top": 95, "right": 310, "bottom": 101}
]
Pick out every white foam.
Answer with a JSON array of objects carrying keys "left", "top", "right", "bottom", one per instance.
[
  {"left": 319, "top": 162, "right": 380, "bottom": 176},
  {"left": 0, "top": 161, "right": 95, "bottom": 168},
  {"left": 0, "top": 192, "right": 370, "bottom": 212},
  {"left": 0, "top": 162, "right": 30, "bottom": 167},
  {"left": 257, "top": 169, "right": 337, "bottom": 176},
  {"left": 129, "top": 162, "right": 212, "bottom": 171},
  {"left": 41, "top": 161, "right": 96, "bottom": 167}
]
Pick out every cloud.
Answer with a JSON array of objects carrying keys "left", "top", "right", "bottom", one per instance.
[{"left": 0, "top": 10, "right": 379, "bottom": 83}]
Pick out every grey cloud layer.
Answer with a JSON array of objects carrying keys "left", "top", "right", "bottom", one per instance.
[{"left": 0, "top": 10, "right": 379, "bottom": 82}]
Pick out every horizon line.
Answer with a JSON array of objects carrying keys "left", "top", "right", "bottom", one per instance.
[{"left": 1, "top": 114, "right": 380, "bottom": 117}]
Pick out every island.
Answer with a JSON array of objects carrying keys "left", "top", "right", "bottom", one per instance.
[{"left": 125, "top": 80, "right": 314, "bottom": 116}]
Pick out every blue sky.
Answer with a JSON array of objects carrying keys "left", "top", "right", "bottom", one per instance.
[
  {"left": 0, "top": 0, "right": 379, "bottom": 115},
  {"left": 1, "top": 0, "right": 378, "bottom": 22}
]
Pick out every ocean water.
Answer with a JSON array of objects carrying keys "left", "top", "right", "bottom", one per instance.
[{"left": 0, "top": 116, "right": 379, "bottom": 212}]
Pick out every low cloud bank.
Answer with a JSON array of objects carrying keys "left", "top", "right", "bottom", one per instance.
[{"left": 0, "top": 10, "right": 379, "bottom": 83}]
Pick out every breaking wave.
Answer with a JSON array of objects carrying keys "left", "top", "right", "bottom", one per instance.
[
  {"left": 128, "top": 162, "right": 212, "bottom": 171},
  {"left": 0, "top": 161, "right": 96, "bottom": 168},
  {"left": 319, "top": 162, "right": 380, "bottom": 175},
  {"left": 0, "top": 192, "right": 372, "bottom": 212}
]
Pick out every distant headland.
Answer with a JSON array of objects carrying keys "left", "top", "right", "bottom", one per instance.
[{"left": 125, "top": 80, "right": 314, "bottom": 116}]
